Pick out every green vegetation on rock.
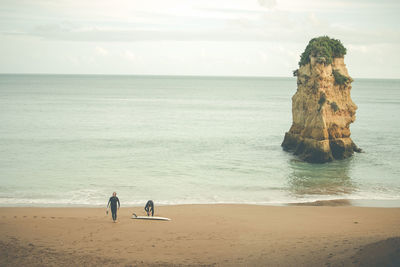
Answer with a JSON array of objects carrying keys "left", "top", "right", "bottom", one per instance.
[
  {"left": 330, "top": 102, "right": 339, "bottom": 112},
  {"left": 332, "top": 69, "right": 349, "bottom": 85},
  {"left": 299, "top": 36, "right": 347, "bottom": 66},
  {"left": 318, "top": 92, "right": 326, "bottom": 106}
]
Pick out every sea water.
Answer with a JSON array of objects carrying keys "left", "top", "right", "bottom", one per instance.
[{"left": 0, "top": 75, "right": 399, "bottom": 207}]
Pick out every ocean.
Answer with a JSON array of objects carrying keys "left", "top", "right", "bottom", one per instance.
[{"left": 0, "top": 74, "right": 399, "bottom": 207}]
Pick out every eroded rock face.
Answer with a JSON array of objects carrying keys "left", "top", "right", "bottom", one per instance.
[{"left": 282, "top": 57, "right": 361, "bottom": 163}]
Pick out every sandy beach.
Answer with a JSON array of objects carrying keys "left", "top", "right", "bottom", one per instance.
[{"left": 0, "top": 204, "right": 399, "bottom": 266}]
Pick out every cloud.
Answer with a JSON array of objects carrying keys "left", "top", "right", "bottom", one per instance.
[
  {"left": 347, "top": 44, "right": 368, "bottom": 53},
  {"left": 258, "top": 51, "right": 268, "bottom": 62},
  {"left": 258, "top": 0, "right": 277, "bottom": 9},
  {"left": 308, "top": 13, "right": 321, "bottom": 27},
  {"left": 4, "top": 19, "right": 399, "bottom": 46},
  {"left": 1, "top": 0, "right": 400, "bottom": 46},
  {"left": 124, "top": 50, "right": 135, "bottom": 61},
  {"left": 95, "top": 46, "right": 108, "bottom": 56}
]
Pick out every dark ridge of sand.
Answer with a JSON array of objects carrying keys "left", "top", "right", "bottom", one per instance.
[
  {"left": 337, "top": 237, "right": 400, "bottom": 267},
  {"left": 0, "top": 240, "right": 124, "bottom": 267},
  {"left": 289, "top": 199, "right": 351, "bottom": 206},
  {"left": 0, "top": 240, "right": 205, "bottom": 267}
]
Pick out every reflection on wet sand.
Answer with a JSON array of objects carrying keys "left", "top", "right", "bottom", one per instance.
[
  {"left": 289, "top": 199, "right": 351, "bottom": 206},
  {"left": 286, "top": 158, "right": 356, "bottom": 196}
]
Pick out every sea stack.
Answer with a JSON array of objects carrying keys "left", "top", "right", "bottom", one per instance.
[{"left": 282, "top": 36, "right": 361, "bottom": 163}]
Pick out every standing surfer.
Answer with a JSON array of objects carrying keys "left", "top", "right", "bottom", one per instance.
[{"left": 106, "top": 192, "right": 120, "bottom": 222}]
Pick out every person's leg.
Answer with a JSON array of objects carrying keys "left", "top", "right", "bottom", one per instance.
[
  {"left": 111, "top": 207, "right": 116, "bottom": 221},
  {"left": 151, "top": 207, "right": 154, "bottom": 216}
]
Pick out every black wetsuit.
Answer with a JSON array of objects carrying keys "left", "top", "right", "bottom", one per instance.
[
  {"left": 144, "top": 200, "right": 154, "bottom": 216},
  {"left": 107, "top": 196, "right": 120, "bottom": 221}
]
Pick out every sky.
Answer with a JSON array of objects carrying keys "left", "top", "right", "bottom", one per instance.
[{"left": 0, "top": 0, "right": 399, "bottom": 78}]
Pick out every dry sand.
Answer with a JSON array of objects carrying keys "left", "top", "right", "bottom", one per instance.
[{"left": 0, "top": 204, "right": 399, "bottom": 266}]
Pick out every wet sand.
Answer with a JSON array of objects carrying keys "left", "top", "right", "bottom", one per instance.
[{"left": 0, "top": 205, "right": 399, "bottom": 266}]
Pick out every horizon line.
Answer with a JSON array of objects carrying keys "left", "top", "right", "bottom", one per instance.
[{"left": 0, "top": 73, "right": 399, "bottom": 80}]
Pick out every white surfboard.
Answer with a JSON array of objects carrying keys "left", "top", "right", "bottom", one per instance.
[{"left": 132, "top": 213, "right": 171, "bottom": 221}]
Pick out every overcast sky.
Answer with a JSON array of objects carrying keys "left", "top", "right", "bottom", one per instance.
[{"left": 1, "top": 0, "right": 399, "bottom": 78}]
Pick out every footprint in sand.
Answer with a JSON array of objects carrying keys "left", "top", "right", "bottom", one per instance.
[
  {"left": 33, "top": 216, "right": 37, "bottom": 218},
  {"left": 51, "top": 217, "right": 55, "bottom": 219},
  {"left": 42, "top": 216, "right": 46, "bottom": 219}
]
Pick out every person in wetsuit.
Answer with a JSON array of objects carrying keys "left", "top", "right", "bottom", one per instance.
[
  {"left": 107, "top": 192, "right": 120, "bottom": 222},
  {"left": 144, "top": 200, "right": 154, "bottom": 216}
]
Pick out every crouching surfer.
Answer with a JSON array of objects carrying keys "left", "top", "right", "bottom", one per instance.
[
  {"left": 145, "top": 200, "right": 154, "bottom": 216},
  {"left": 106, "top": 192, "right": 120, "bottom": 222}
]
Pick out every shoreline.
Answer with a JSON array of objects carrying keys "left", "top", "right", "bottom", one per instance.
[
  {"left": 1, "top": 198, "right": 400, "bottom": 208},
  {"left": 1, "top": 204, "right": 399, "bottom": 266}
]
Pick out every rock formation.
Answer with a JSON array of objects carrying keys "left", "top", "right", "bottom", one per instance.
[{"left": 282, "top": 36, "right": 361, "bottom": 163}]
